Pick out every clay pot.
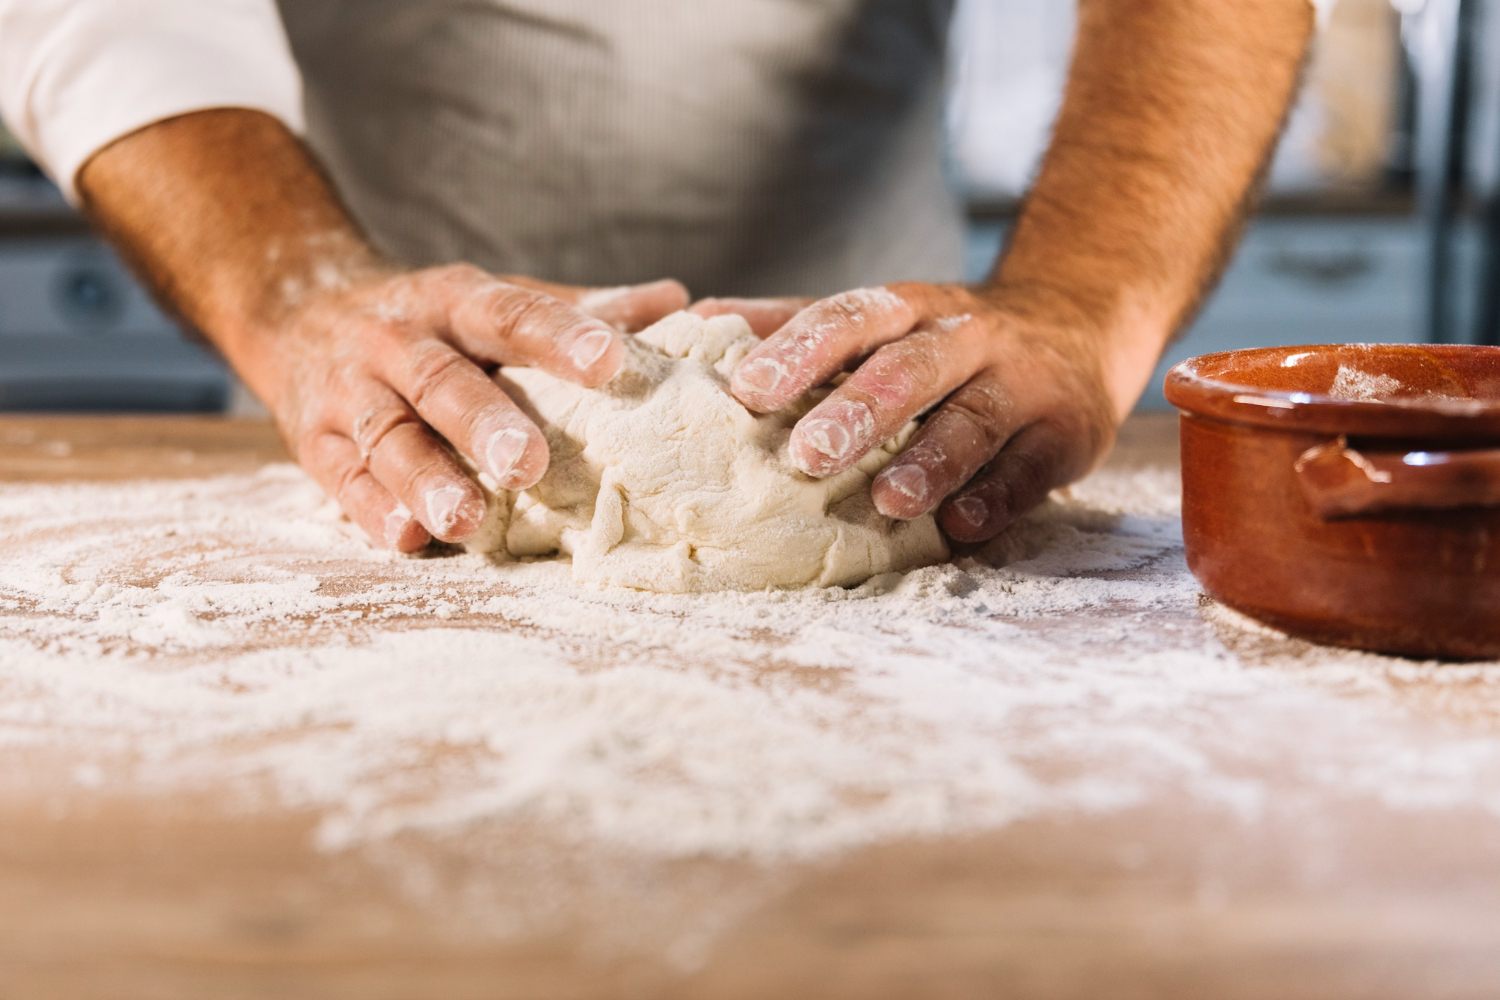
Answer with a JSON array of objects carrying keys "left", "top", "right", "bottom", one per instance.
[{"left": 1162, "top": 344, "right": 1500, "bottom": 659}]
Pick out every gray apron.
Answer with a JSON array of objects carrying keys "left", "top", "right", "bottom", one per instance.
[{"left": 276, "top": 0, "right": 962, "bottom": 298}]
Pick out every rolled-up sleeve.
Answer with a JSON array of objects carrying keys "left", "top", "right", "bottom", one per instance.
[{"left": 0, "top": 0, "right": 303, "bottom": 202}]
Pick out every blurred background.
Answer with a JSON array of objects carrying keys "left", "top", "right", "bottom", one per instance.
[
  {"left": 0, "top": 0, "right": 1494, "bottom": 414},
  {"left": 955, "top": 0, "right": 1500, "bottom": 407},
  {"left": 0, "top": 122, "right": 230, "bottom": 412}
]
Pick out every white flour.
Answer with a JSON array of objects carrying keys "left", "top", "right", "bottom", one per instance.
[
  {"left": 1328, "top": 364, "right": 1404, "bottom": 402},
  {"left": 3, "top": 462, "right": 1500, "bottom": 869}
]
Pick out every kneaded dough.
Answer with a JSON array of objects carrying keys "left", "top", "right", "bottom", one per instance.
[{"left": 468, "top": 311, "right": 949, "bottom": 592}]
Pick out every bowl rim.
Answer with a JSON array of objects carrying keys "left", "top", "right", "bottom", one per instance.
[{"left": 1162, "top": 343, "right": 1500, "bottom": 439}]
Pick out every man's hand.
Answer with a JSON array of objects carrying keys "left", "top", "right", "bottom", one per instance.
[
  {"left": 267, "top": 268, "right": 685, "bottom": 551},
  {"left": 714, "top": 285, "right": 1113, "bottom": 543},
  {"left": 76, "top": 109, "right": 687, "bottom": 550},
  {"left": 710, "top": 0, "right": 1313, "bottom": 543}
]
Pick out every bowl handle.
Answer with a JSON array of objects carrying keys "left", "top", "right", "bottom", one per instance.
[{"left": 1295, "top": 437, "right": 1500, "bottom": 519}]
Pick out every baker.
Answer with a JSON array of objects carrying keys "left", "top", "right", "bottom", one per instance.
[{"left": 0, "top": 1, "right": 1311, "bottom": 553}]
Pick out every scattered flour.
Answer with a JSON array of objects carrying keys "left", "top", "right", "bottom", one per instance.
[
  {"left": 1328, "top": 364, "right": 1403, "bottom": 402},
  {"left": 2, "top": 461, "right": 1500, "bottom": 872}
]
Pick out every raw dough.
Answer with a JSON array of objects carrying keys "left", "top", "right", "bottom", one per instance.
[{"left": 468, "top": 311, "right": 949, "bottom": 592}]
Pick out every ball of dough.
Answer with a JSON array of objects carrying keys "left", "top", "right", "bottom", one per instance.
[{"left": 468, "top": 311, "right": 949, "bottom": 592}]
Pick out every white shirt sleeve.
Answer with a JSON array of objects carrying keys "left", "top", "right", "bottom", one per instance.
[{"left": 0, "top": 0, "right": 304, "bottom": 203}]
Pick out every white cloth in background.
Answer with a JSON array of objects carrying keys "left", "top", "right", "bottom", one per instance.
[{"left": 0, "top": 0, "right": 303, "bottom": 201}]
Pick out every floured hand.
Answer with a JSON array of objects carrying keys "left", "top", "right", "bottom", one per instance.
[
  {"left": 713, "top": 284, "right": 1117, "bottom": 545},
  {"left": 268, "top": 268, "right": 688, "bottom": 551},
  {"left": 74, "top": 108, "right": 691, "bottom": 553}
]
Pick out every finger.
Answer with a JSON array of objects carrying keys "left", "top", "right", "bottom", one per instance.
[
  {"left": 936, "top": 421, "right": 1081, "bottom": 544},
  {"left": 787, "top": 319, "right": 988, "bottom": 479},
  {"left": 381, "top": 337, "right": 549, "bottom": 490},
  {"left": 500, "top": 276, "right": 690, "bottom": 332},
  {"left": 300, "top": 431, "right": 432, "bottom": 552},
  {"left": 730, "top": 286, "right": 919, "bottom": 413},
  {"left": 869, "top": 375, "right": 1016, "bottom": 518},
  {"left": 347, "top": 390, "right": 489, "bottom": 543},
  {"left": 573, "top": 280, "right": 690, "bottom": 331},
  {"left": 430, "top": 269, "right": 627, "bottom": 387},
  {"left": 689, "top": 297, "right": 813, "bottom": 338}
]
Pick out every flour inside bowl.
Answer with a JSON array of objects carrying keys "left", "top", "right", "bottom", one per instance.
[{"left": 1328, "top": 364, "right": 1404, "bottom": 402}]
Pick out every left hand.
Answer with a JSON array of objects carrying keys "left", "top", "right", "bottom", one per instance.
[{"left": 693, "top": 283, "right": 1119, "bottom": 544}]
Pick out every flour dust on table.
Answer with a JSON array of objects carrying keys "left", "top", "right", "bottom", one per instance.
[
  {"left": 5, "top": 458, "right": 1500, "bottom": 952},
  {"left": 468, "top": 310, "right": 948, "bottom": 592}
]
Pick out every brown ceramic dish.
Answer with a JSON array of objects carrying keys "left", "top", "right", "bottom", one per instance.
[{"left": 1163, "top": 344, "right": 1500, "bottom": 659}]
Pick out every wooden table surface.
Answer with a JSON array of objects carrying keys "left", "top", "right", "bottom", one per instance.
[{"left": 2, "top": 414, "right": 1500, "bottom": 1000}]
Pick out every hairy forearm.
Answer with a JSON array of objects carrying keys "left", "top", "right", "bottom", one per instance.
[
  {"left": 76, "top": 110, "right": 384, "bottom": 401},
  {"left": 990, "top": 0, "right": 1313, "bottom": 417},
  {"left": 73, "top": 108, "right": 689, "bottom": 552}
]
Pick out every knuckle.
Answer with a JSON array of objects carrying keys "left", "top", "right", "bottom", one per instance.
[
  {"left": 880, "top": 340, "right": 941, "bottom": 391},
  {"left": 943, "top": 383, "right": 1012, "bottom": 445},
  {"left": 826, "top": 292, "right": 866, "bottom": 324},
  {"left": 402, "top": 343, "right": 469, "bottom": 411},
  {"left": 363, "top": 314, "right": 415, "bottom": 356},
  {"left": 332, "top": 458, "right": 369, "bottom": 504},
  {"left": 485, "top": 287, "right": 560, "bottom": 340},
  {"left": 827, "top": 286, "right": 900, "bottom": 326},
  {"left": 395, "top": 461, "right": 434, "bottom": 503},
  {"left": 1047, "top": 416, "right": 1109, "bottom": 482},
  {"left": 351, "top": 404, "right": 414, "bottom": 460},
  {"left": 380, "top": 438, "right": 448, "bottom": 502},
  {"left": 298, "top": 432, "right": 366, "bottom": 502},
  {"left": 847, "top": 344, "right": 930, "bottom": 413},
  {"left": 1005, "top": 446, "right": 1052, "bottom": 495}
]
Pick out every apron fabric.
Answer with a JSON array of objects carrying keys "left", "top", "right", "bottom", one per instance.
[{"left": 276, "top": 0, "right": 962, "bottom": 298}]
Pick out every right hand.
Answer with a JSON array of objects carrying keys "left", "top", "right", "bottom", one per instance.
[{"left": 258, "top": 267, "right": 687, "bottom": 552}]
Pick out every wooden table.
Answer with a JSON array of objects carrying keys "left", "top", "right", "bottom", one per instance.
[{"left": 2, "top": 414, "right": 1499, "bottom": 1000}]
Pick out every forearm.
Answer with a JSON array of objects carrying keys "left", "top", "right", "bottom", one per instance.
[
  {"left": 990, "top": 0, "right": 1313, "bottom": 418},
  {"left": 76, "top": 109, "right": 384, "bottom": 407},
  {"left": 75, "top": 108, "right": 689, "bottom": 551}
]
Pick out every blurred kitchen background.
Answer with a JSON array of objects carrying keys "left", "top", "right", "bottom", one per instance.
[
  {"left": 955, "top": 0, "right": 1500, "bottom": 407},
  {"left": 0, "top": 123, "right": 230, "bottom": 412},
  {"left": 0, "top": 0, "right": 1494, "bottom": 413}
]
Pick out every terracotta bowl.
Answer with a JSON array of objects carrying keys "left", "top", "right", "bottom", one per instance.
[{"left": 1163, "top": 344, "right": 1500, "bottom": 659}]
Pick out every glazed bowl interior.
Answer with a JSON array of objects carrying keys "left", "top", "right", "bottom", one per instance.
[{"left": 1165, "top": 344, "right": 1500, "bottom": 439}]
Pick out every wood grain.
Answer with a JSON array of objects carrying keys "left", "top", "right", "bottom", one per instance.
[
  {"left": 0, "top": 415, "right": 287, "bottom": 482},
  {"left": 3, "top": 413, "right": 1499, "bottom": 1000}
]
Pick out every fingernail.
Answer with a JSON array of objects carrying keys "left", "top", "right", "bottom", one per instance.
[
  {"left": 952, "top": 495, "right": 988, "bottom": 529},
  {"left": 425, "top": 485, "right": 472, "bottom": 537},
  {"left": 880, "top": 463, "right": 930, "bottom": 504},
  {"left": 735, "top": 357, "right": 787, "bottom": 398},
  {"left": 384, "top": 503, "right": 414, "bottom": 549},
  {"left": 801, "top": 418, "right": 852, "bottom": 462},
  {"left": 484, "top": 427, "right": 529, "bottom": 484},
  {"left": 792, "top": 401, "right": 875, "bottom": 475},
  {"left": 569, "top": 328, "right": 615, "bottom": 372}
]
